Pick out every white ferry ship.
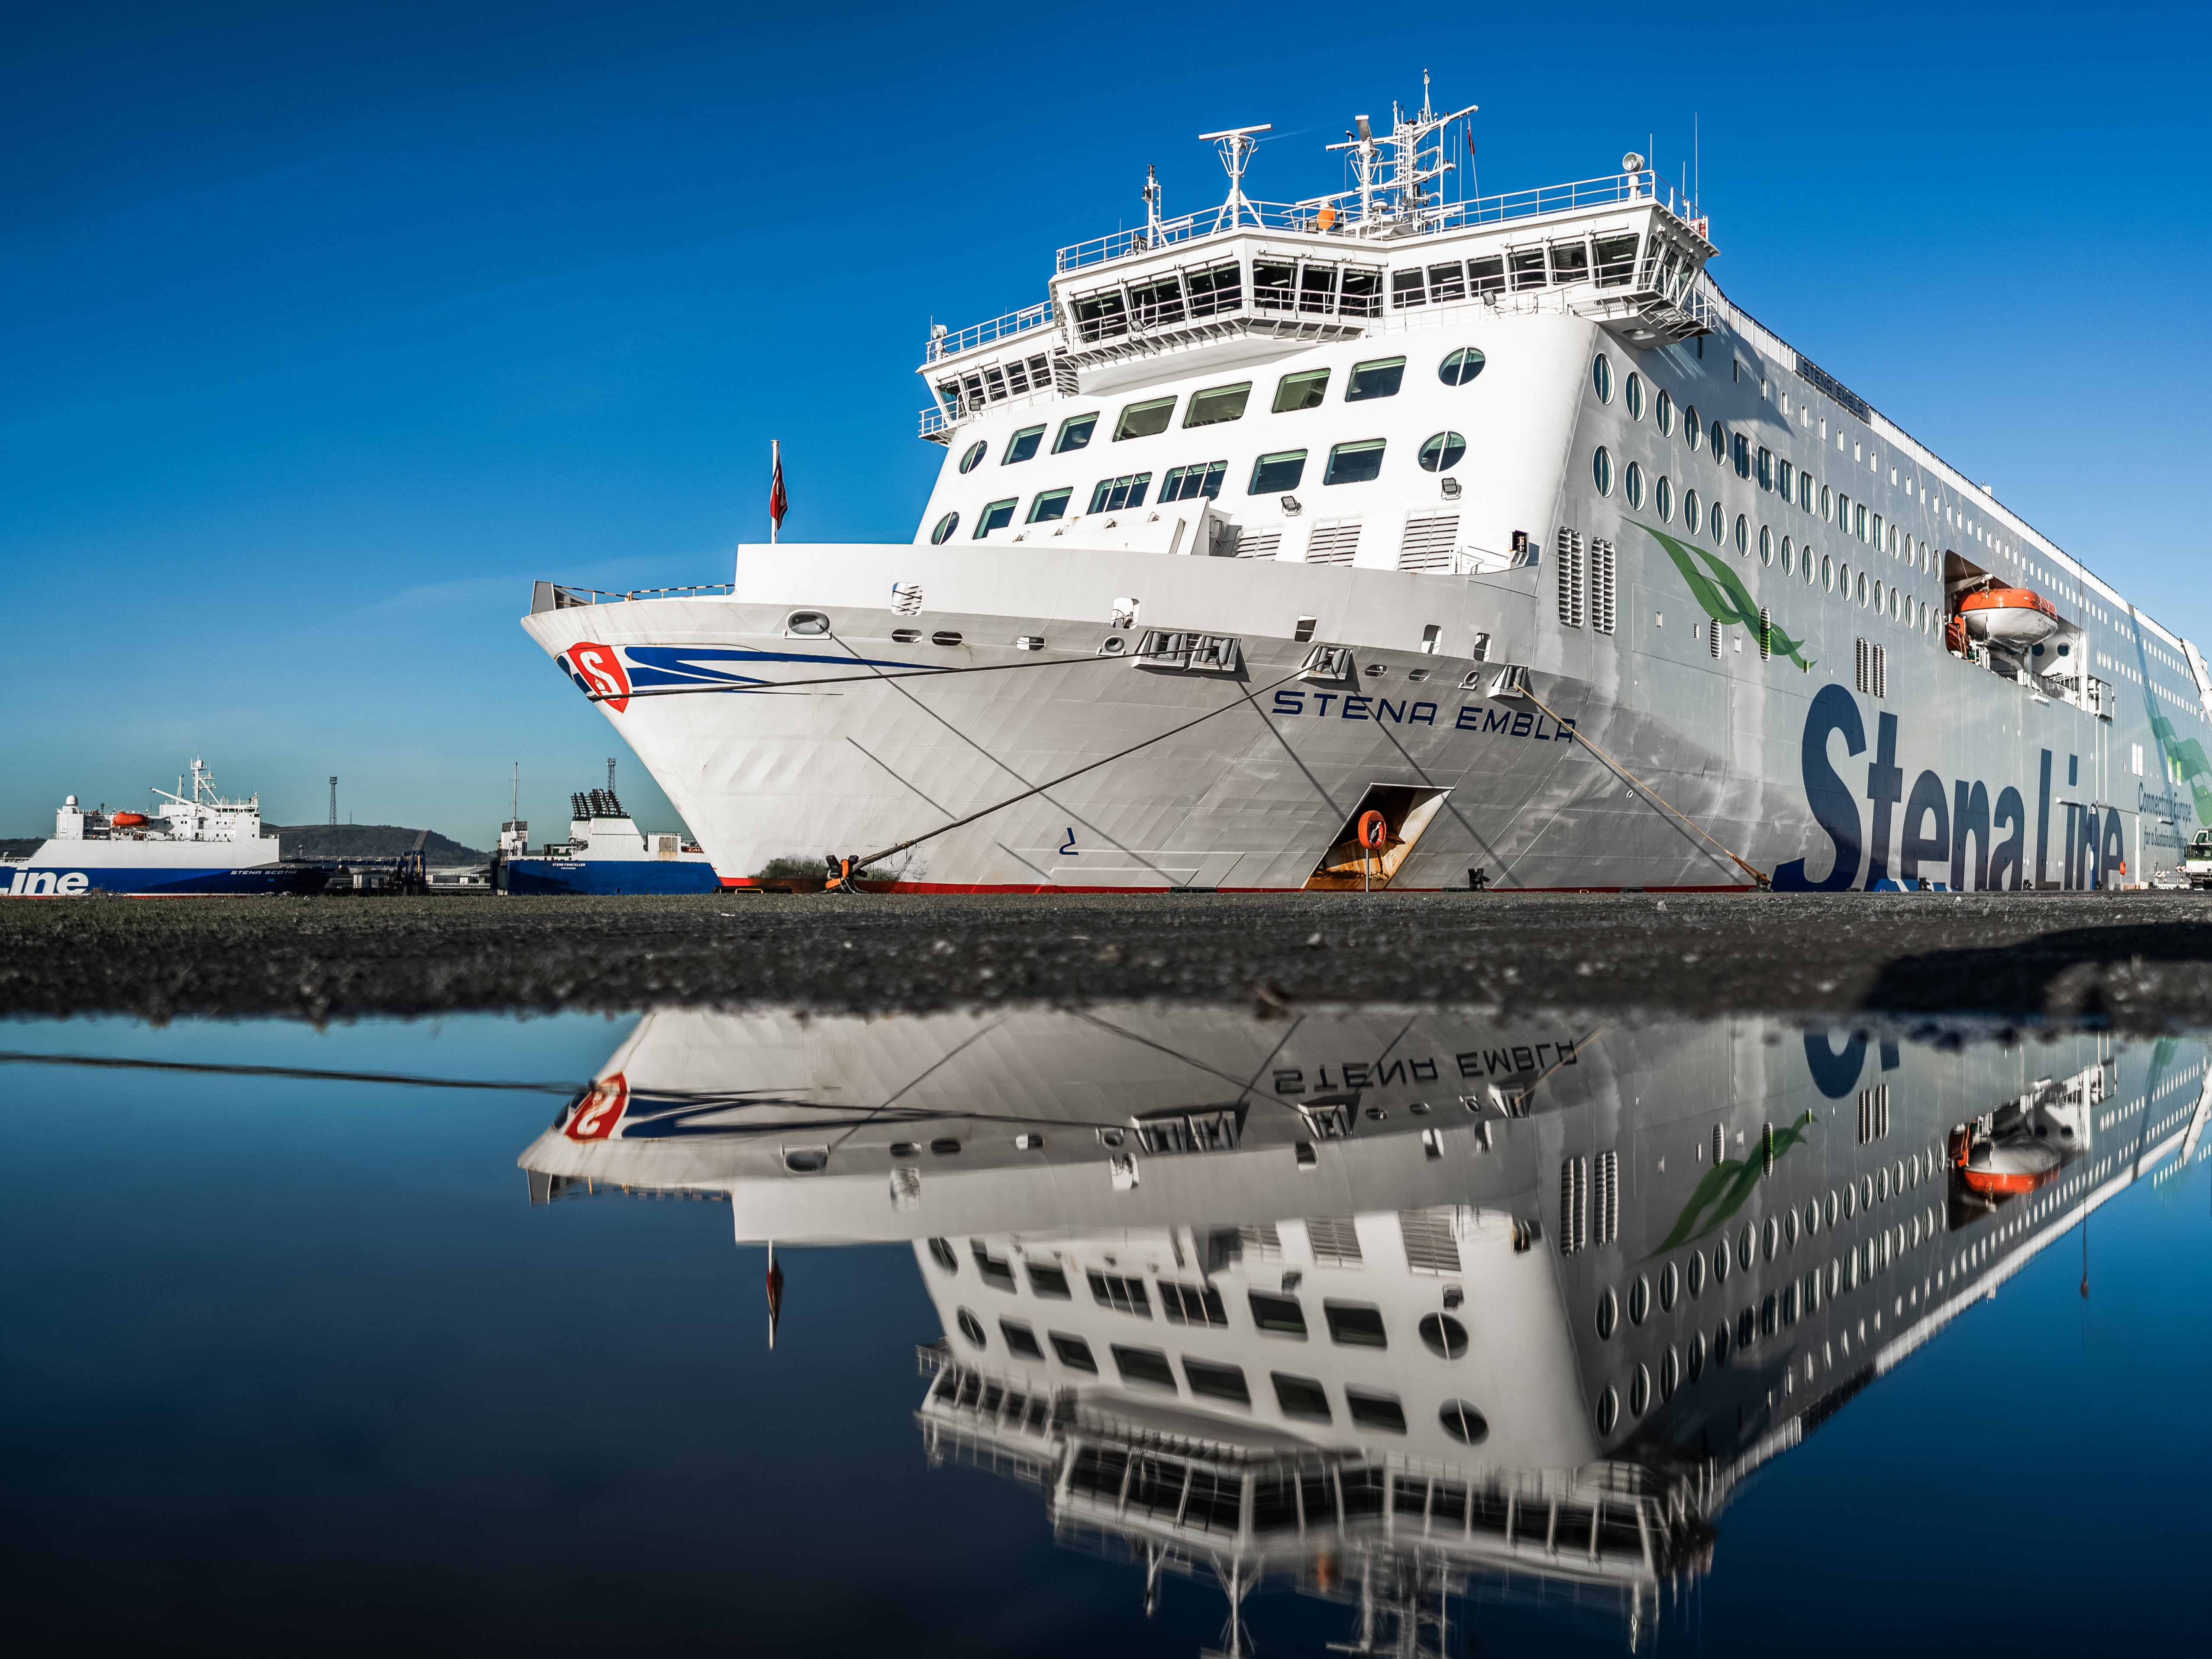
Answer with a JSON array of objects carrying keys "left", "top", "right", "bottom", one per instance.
[
  {"left": 3, "top": 758, "right": 320, "bottom": 897},
  {"left": 519, "top": 1004, "right": 2209, "bottom": 1645},
  {"left": 497, "top": 785, "right": 720, "bottom": 895},
  {"left": 523, "top": 85, "right": 2212, "bottom": 893}
]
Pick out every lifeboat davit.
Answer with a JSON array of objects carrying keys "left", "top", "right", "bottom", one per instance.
[
  {"left": 1957, "top": 1133, "right": 2062, "bottom": 1197},
  {"left": 110, "top": 811, "right": 149, "bottom": 827},
  {"left": 1957, "top": 587, "right": 2060, "bottom": 649}
]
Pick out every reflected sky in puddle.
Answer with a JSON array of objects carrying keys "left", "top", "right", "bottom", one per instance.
[{"left": 4, "top": 1006, "right": 2206, "bottom": 1656}]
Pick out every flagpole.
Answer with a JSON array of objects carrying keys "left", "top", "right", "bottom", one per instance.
[{"left": 770, "top": 439, "right": 780, "bottom": 546}]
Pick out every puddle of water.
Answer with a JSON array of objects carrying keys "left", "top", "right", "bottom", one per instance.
[{"left": 3, "top": 1006, "right": 2206, "bottom": 1656}]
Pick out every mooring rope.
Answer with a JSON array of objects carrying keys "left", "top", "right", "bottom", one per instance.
[
  {"left": 1516, "top": 686, "right": 1770, "bottom": 889},
  {"left": 582, "top": 643, "right": 1173, "bottom": 704}
]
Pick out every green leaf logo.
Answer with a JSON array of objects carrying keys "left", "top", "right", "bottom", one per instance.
[
  {"left": 1646, "top": 1111, "right": 1819, "bottom": 1258},
  {"left": 1633, "top": 520, "right": 1814, "bottom": 671}
]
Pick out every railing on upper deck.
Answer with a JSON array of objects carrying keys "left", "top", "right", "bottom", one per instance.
[
  {"left": 1056, "top": 173, "right": 1676, "bottom": 273},
  {"left": 924, "top": 300, "right": 1055, "bottom": 363},
  {"left": 534, "top": 581, "right": 736, "bottom": 611}
]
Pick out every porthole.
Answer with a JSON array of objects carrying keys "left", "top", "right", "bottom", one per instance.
[
  {"left": 1592, "top": 353, "right": 1615, "bottom": 403},
  {"left": 1822, "top": 555, "right": 1836, "bottom": 593},
  {"left": 1894, "top": 1159, "right": 1906, "bottom": 1194},
  {"left": 1759, "top": 524, "right": 1773, "bottom": 566},
  {"left": 1628, "top": 1275, "right": 1650, "bottom": 1325},
  {"left": 1713, "top": 1319, "right": 1732, "bottom": 1366},
  {"left": 956, "top": 1307, "right": 987, "bottom": 1347},
  {"left": 1595, "top": 1287, "right": 1619, "bottom": 1338},
  {"left": 1626, "top": 371, "right": 1645, "bottom": 420},
  {"left": 1763, "top": 1217, "right": 1779, "bottom": 1260},
  {"left": 1595, "top": 1386, "right": 1619, "bottom": 1435},
  {"left": 1736, "top": 1306, "right": 1756, "bottom": 1349},
  {"left": 1686, "top": 1251, "right": 1705, "bottom": 1298},
  {"left": 1857, "top": 571, "right": 1870, "bottom": 607},
  {"left": 1656, "top": 474, "right": 1675, "bottom": 522},
  {"left": 1909, "top": 1154, "right": 1923, "bottom": 1185},
  {"left": 1734, "top": 514, "right": 1750, "bottom": 556},
  {"left": 783, "top": 1147, "right": 828, "bottom": 1173},
  {"left": 1661, "top": 1346, "right": 1680, "bottom": 1401},
  {"left": 1826, "top": 1190, "right": 1841, "bottom": 1226},
  {"left": 1439, "top": 347, "right": 1487, "bottom": 385},
  {"left": 1737, "top": 1224, "right": 1756, "bottom": 1270},
  {"left": 1660, "top": 1262, "right": 1679, "bottom": 1310},
  {"left": 1688, "top": 1330, "right": 1706, "bottom": 1381},
  {"left": 1656, "top": 388, "right": 1675, "bottom": 435},
  {"left": 1592, "top": 446, "right": 1614, "bottom": 496},
  {"left": 930, "top": 512, "right": 960, "bottom": 544},
  {"left": 1709, "top": 420, "right": 1724, "bottom": 461},
  {"left": 1630, "top": 1363, "right": 1651, "bottom": 1417},
  {"left": 1785, "top": 1208, "right": 1800, "bottom": 1248},
  {"left": 1708, "top": 498, "right": 1725, "bottom": 544},
  {"left": 1781, "top": 534, "right": 1795, "bottom": 575},
  {"left": 1803, "top": 548, "right": 1818, "bottom": 587},
  {"left": 1439, "top": 1400, "right": 1490, "bottom": 1444},
  {"left": 785, "top": 610, "right": 830, "bottom": 636},
  {"left": 891, "top": 628, "right": 921, "bottom": 644},
  {"left": 1684, "top": 406, "right": 1702, "bottom": 452},
  {"left": 1712, "top": 1242, "right": 1729, "bottom": 1285},
  {"left": 1683, "top": 487, "right": 1701, "bottom": 533},
  {"left": 889, "top": 1141, "right": 917, "bottom": 1157},
  {"left": 930, "top": 1136, "right": 963, "bottom": 1155},
  {"left": 1843, "top": 1182, "right": 1857, "bottom": 1219},
  {"left": 1418, "top": 1313, "right": 1470, "bottom": 1358},
  {"left": 927, "top": 1237, "right": 959, "bottom": 1274},
  {"left": 959, "top": 440, "right": 987, "bottom": 474},
  {"left": 930, "top": 630, "right": 964, "bottom": 648},
  {"left": 1860, "top": 1175, "right": 1875, "bottom": 1208},
  {"left": 1624, "top": 461, "right": 1644, "bottom": 509},
  {"left": 1415, "top": 430, "right": 1468, "bottom": 473}
]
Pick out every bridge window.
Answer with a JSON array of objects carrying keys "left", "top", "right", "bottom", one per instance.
[
  {"left": 1002, "top": 425, "right": 1044, "bottom": 465},
  {"left": 1250, "top": 449, "right": 1308, "bottom": 494},
  {"left": 1111, "top": 1344, "right": 1179, "bottom": 1391},
  {"left": 1071, "top": 288, "right": 1127, "bottom": 343},
  {"left": 973, "top": 499, "right": 1017, "bottom": 538},
  {"left": 1325, "top": 439, "right": 1386, "bottom": 485},
  {"left": 1050, "top": 1332, "right": 1098, "bottom": 1372},
  {"left": 1088, "top": 473, "right": 1152, "bottom": 513},
  {"left": 1324, "top": 1300, "right": 1388, "bottom": 1347},
  {"left": 1271, "top": 1372, "right": 1332, "bottom": 1420},
  {"left": 1114, "top": 397, "right": 1175, "bottom": 441},
  {"left": 1160, "top": 462, "right": 1225, "bottom": 502},
  {"left": 1549, "top": 239, "right": 1589, "bottom": 284},
  {"left": 1253, "top": 258, "right": 1296, "bottom": 310},
  {"left": 1298, "top": 263, "right": 1339, "bottom": 313},
  {"left": 1128, "top": 273, "right": 1185, "bottom": 329},
  {"left": 1273, "top": 368, "right": 1330, "bottom": 412},
  {"left": 1053, "top": 412, "right": 1098, "bottom": 453},
  {"left": 1509, "top": 248, "right": 1547, "bottom": 290},
  {"left": 1026, "top": 488, "right": 1071, "bottom": 523},
  {"left": 1391, "top": 267, "right": 1428, "bottom": 307},
  {"left": 1182, "top": 1357, "right": 1251, "bottom": 1404},
  {"left": 1469, "top": 254, "right": 1505, "bottom": 294},
  {"left": 1339, "top": 266, "right": 1381, "bottom": 317},
  {"left": 1595, "top": 233, "right": 1639, "bottom": 287},
  {"left": 1345, "top": 357, "right": 1406, "bottom": 402},
  {"left": 1186, "top": 261, "right": 1242, "bottom": 316},
  {"left": 1184, "top": 381, "right": 1251, "bottom": 427},
  {"left": 1345, "top": 1388, "right": 1408, "bottom": 1433}
]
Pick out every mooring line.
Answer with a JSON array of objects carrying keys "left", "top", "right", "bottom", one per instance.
[
  {"left": 1516, "top": 687, "right": 1770, "bottom": 889},
  {"left": 0, "top": 1051, "right": 579, "bottom": 1093},
  {"left": 584, "top": 643, "right": 1171, "bottom": 704}
]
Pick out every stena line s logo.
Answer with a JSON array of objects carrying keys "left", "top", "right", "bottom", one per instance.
[
  {"left": 565, "top": 642, "right": 631, "bottom": 713},
  {"left": 565, "top": 1072, "right": 629, "bottom": 1140}
]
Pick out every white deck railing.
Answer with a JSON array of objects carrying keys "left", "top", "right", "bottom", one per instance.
[{"left": 924, "top": 300, "right": 1056, "bottom": 363}]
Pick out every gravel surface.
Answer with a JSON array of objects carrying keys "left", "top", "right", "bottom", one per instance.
[{"left": 7, "top": 890, "right": 2212, "bottom": 1029}]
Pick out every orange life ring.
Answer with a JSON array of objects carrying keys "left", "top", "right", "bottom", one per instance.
[{"left": 1357, "top": 810, "right": 1389, "bottom": 850}]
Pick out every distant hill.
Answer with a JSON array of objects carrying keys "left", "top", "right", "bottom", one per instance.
[{"left": 273, "top": 824, "right": 489, "bottom": 863}]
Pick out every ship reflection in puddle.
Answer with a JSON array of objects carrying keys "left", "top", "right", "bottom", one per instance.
[{"left": 520, "top": 1006, "right": 2210, "bottom": 1653}]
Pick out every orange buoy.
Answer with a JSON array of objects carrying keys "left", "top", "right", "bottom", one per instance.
[
  {"left": 1357, "top": 810, "right": 1389, "bottom": 850},
  {"left": 1316, "top": 205, "right": 1337, "bottom": 231}
]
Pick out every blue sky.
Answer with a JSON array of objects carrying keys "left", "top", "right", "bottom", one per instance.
[{"left": 6, "top": 1, "right": 2208, "bottom": 845}]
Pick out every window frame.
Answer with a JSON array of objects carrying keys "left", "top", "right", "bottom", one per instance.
[
  {"left": 1113, "top": 397, "right": 1176, "bottom": 442},
  {"left": 1322, "top": 1300, "right": 1388, "bottom": 1349},
  {"left": 1416, "top": 431, "right": 1466, "bottom": 473},
  {"left": 1271, "top": 368, "right": 1331, "bottom": 413},
  {"left": 1026, "top": 487, "right": 1072, "bottom": 524},
  {"left": 1182, "top": 381, "right": 1252, "bottom": 428},
  {"left": 1344, "top": 356, "right": 1408, "bottom": 403},
  {"left": 1052, "top": 412, "right": 1098, "bottom": 454},
  {"left": 1438, "top": 347, "right": 1486, "bottom": 386},
  {"left": 972, "top": 498, "right": 1017, "bottom": 539},
  {"left": 1249, "top": 449, "right": 1308, "bottom": 495},
  {"left": 1002, "top": 424, "right": 1045, "bottom": 465},
  {"left": 1324, "top": 438, "right": 1386, "bottom": 486}
]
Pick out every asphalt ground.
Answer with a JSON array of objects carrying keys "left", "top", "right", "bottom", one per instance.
[{"left": 6, "top": 889, "right": 2212, "bottom": 1031}]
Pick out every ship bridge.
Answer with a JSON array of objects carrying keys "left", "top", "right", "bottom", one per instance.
[{"left": 920, "top": 90, "right": 1716, "bottom": 440}]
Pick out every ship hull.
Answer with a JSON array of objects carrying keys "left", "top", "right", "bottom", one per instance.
[
  {"left": 504, "top": 856, "right": 723, "bottom": 896},
  {"left": 521, "top": 539, "right": 2184, "bottom": 895},
  {"left": 2, "top": 855, "right": 323, "bottom": 897}
]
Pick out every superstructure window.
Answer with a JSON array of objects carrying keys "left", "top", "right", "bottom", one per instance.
[
  {"left": 1777, "top": 458, "right": 1793, "bottom": 500},
  {"left": 1550, "top": 239, "right": 1589, "bottom": 284},
  {"left": 1186, "top": 261, "right": 1242, "bottom": 316},
  {"left": 1391, "top": 267, "right": 1427, "bottom": 308},
  {"left": 1112, "top": 1345, "right": 1178, "bottom": 1391},
  {"left": 1182, "top": 1358, "right": 1251, "bottom": 1404},
  {"left": 1002, "top": 425, "right": 1044, "bottom": 465},
  {"left": 1184, "top": 381, "right": 1251, "bottom": 427},
  {"left": 1054, "top": 413, "right": 1098, "bottom": 453},
  {"left": 1026, "top": 1259, "right": 1072, "bottom": 1297},
  {"left": 1324, "top": 1301, "right": 1387, "bottom": 1347},
  {"left": 1346, "top": 1389, "right": 1408, "bottom": 1433},
  {"left": 1626, "top": 372, "right": 1645, "bottom": 420},
  {"left": 1050, "top": 1332, "right": 1098, "bottom": 1372},
  {"left": 1071, "top": 289, "right": 1128, "bottom": 342},
  {"left": 1708, "top": 498, "right": 1725, "bottom": 543},
  {"left": 1624, "top": 461, "right": 1644, "bottom": 509},
  {"left": 1325, "top": 439, "right": 1385, "bottom": 485},
  {"left": 1683, "top": 488, "right": 1700, "bottom": 531},
  {"left": 1592, "top": 353, "right": 1614, "bottom": 403},
  {"left": 1656, "top": 389, "right": 1675, "bottom": 434},
  {"left": 1656, "top": 474, "right": 1674, "bottom": 521},
  {"left": 1417, "top": 431, "right": 1466, "bottom": 472},
  {"left": 1271, "top": 1373, "right": 1332, "bottom": 1420},
  {"left": 974, "top": 499, "right": 1017, "bottom": 538},
  {"left": 1684, "top": 407, "right": 1702, "bottom": 452},
  {"left": 1250, "top": 450, "right": 1307, "bottom": 494},
  {"left": 1709, "top": 419, "right": 1724, "bottom": 461},
  {"left": 1114, "top": 397, "right": 1175, "bottom": 441},
  {"left": 1273, "top": 368, "right": 1330, "bottom": 412},
  {"left": 1298, "top": 263, "right": 1339, "bottom": 313},
  {"left": 1088, "top": 474, "right": 1152, "bottom": 513},
  {"left": 1000, "top": 1320, "right": 1044, "bottom": 1359},
  {"left": 1509, "top": 248, "right": 1547, "bottom": 290},
  {"left": 1248, "top": 1291, "right": 1307, "bottom": 1336},
  {"left": 1026, "top": 488, "right": 1072, "bottom": 523},
  {"left": 1427, "top": 261, "right": 1466, "bottom": 301},
  {"left": 1756, "top": 446, "right": 1773, "bottom": 490},
  {"left": 1159, "top": 1280, "right": 1228, "bottom": 1326},
  {"left": 1345, "top": 357, "right": 1406, "bottom": 402},
  {"left": 1594, "top": 233, "right": 1639, "bottom": 287},
  {"left": 1160, "top": 462, "right": 1226, "bottom": 502},
  {"left": 1253, "top": 258, "right": 1296, "bottom": 310},
  {"left": 930, "top": 512, "right": 959, "bottom": 544},
  {"left": 959, "top": 440, "right": 987, "bottom": 473},
  {"left": 1128, "top": 273, "right": 1184, "bottom": 329},
  {"left": 1339, "top": 267, "right": 1381, "bottom": 317},
  {"left": 1732, "top": 432, "right": 1752, "bottom": 479},
  {"left": 1469, "top": 254, "right": 1505, "bottom": 294},
  {"left": 1592, "top": 446, "right": 1614, "bottom": 496}
]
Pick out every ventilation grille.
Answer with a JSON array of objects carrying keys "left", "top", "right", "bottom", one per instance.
[
  {"left": 1708, "top": 619, "right": 1723, "bottom": 658},
  {"left": 1555, "top": 526, "right": 1586, "bottom": 627},
  {"left": 1595, "top": 1150, "right": 1620, "bottom": 1246},
  {"left": 1855, "top": 638, "right": 1888, "bottom": 697},
  {"left": 1305, "top": 519, "right": 1362, "bottom": 565},
  {"left": 1711, "top": 1124, "right": 1726, "bottom": 1165},
  {"left": 1050, "top": 352, "right": 1080, "bottom": 395},
  {"left": 1857, "top": 1084, "right": 1891, "bottom": 1145},
  {"left": 1304, "top": 1217, "right": 1363, "bottom": 1266},
  {"left": 1591, "top": 537, "right": 1616, "bottom": 634},
  {"left": 1236, "top": 1221, "right": 1284, "bottom": 1260},
  {"left": 1398, "top": 511, "right": 1460, "bottom": 573},
  {"left": 1759, "top": 605, "right": 1773, "bottom": 660},
  {"left": 1233, "top": 526, "right": 1283, "bottom": 560},
  {"left": 1398, "top": 1208, "right": 1464, "bottom": 1276},
  {"left": 1559, "top": 1156, "right": 1589, "bottom": 1254}
]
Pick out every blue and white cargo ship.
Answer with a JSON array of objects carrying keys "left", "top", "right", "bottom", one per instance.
[
  {"left": 3, "top": 758, "right": 321, "bottom": 897},
  {"left": 498, "top": 788, "right": 722, "bottom": 894}
]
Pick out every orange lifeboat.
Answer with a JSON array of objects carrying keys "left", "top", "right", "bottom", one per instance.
[
  {"left": 1957, "top": 587, "right": 2059, "bottom": 649},
  {"left": 111, "top": 811, "right": 149, "bottom": 827}
]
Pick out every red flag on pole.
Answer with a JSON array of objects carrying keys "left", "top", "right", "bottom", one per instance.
[{"left": 769, "top": 440, "right": 788, "bottom": 544}]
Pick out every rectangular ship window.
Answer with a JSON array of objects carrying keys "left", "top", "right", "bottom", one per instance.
[
  {"left": 1324, "top": 439, "right": 1386, "bottom": 484},
  {"left": 1002, "top": 424, "right": 1044, "bottom": 465},
  {"left": 1391, "top": 267, "right": 1427, "bottom": 308},
  {"left": 1186, "top": 261, "right": 1242, "bottom": 316},
  {"left": 1026, "top": 488, "right": 1072, "bottom": 524},
  {"left": 1250, "top": 450, "right": 1308, "bottom": 494},
  {"left": 1344, "top": 358, "right": 1406, "bottom": 402},
  {"left": 1183, "top": 382, "right": 1251, "bottom": 427},
  {"left": 973, "top": 499, "right": 1017, "bottom": 538},
  {"left": 1053, "top": 412, "right": 1098, "bottom": 453},
  {"left": 1469, "top": 255, "right": 1505, "bottom": 294},
  {"left": 1160, "top": 462, "right": 1225, "bottom": 502},
  {"left": 1428, "top": 261, "right": 1466, "bottom": 302},
  {"left": 1273, "top": 368, "right": 1330, "bottom": 413},
  {"left": 1088, "top": 474, "right": 1152, "bottom": 513},
  {"left": 1114, "top": 397, "right": 1176, "bottom": 441}
]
